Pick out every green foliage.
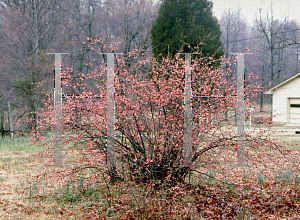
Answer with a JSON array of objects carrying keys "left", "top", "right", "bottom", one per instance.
[
  {"left": 226, "top": 183, "right": 237, "bottom": 198},
  {"left": 274, "top": 170, "right": 294, "bottom": 184},
  {"left": 56, "top": 179, "right": 99, "bottom": 205},
  {"left": 62, "top": 180, "right": 85, "bottom": 204},
  {"left": 151, "top": 0, "right": 223, "bottom": 59},
  {"left": 256, "top": 172, "right": 267, "bottom": 185},
  {"left": 237, "top": 207, "right": 250, "bottom": 220}
]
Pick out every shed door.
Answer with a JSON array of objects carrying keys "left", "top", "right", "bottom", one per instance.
[{"left": 289, "top": 99, "right": 300, "bottom": 125}]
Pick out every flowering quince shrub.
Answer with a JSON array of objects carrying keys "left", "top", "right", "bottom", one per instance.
[{"left": 29, "top": 42, "right": 300, "bottom": 218}]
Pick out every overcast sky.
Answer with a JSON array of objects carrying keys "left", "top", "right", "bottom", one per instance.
[{"left": 210, "top": 0, "right": 300, "bottom": 24}]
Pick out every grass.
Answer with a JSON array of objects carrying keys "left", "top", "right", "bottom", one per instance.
[
  {"left": 0, "top": 137, "right": 44, "bottom": 152},
  {"left": 0, "top": 133, "right": 300, "bottom": 219},
  {"left": 277, "top": 138, "right": 300, "bottom": 152}
]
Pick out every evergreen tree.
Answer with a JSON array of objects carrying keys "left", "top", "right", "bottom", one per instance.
[{"left": 151, "top": 0, "right": 223, "bottom": 59}]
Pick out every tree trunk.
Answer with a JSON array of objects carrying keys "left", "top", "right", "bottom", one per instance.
[
  {"left": 1, "top": 112, "right": 4, "bottom": 139},
  {"left": 8, "top": 101, "right": 13, "bottom": 139}
]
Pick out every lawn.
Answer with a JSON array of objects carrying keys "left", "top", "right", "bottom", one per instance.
[{"left": 0, "top": 133, "right": 300, "bottom": 219}]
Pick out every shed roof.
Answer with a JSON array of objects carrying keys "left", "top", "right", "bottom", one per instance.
[{"left": 264, "top": 72, "right": 300, "bottom": 94}]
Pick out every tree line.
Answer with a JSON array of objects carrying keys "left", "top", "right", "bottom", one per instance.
[{"left": 0, "top": 0, "right": 299, "bottom": 134}]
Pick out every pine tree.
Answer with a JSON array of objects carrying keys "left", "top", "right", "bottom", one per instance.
[{"left": 151, "top": 0, "right": 223, "bottom": 59}]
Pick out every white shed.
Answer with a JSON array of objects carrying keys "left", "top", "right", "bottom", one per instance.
[{"left": 265, "top": 72, "right": 300, "bottom": 125}]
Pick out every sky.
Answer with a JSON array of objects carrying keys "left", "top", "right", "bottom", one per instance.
[{"left": 210, "top": 0, "right": 300, "bottom": 24}]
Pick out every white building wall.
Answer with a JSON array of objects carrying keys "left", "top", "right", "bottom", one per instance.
[{"left": 272, "top": 76, "right": 300, "bottom": 124}]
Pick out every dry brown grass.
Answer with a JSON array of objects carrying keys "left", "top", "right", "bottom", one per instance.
[{"left": 0, "top": 134, "right": 300, "bottom": 219}]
